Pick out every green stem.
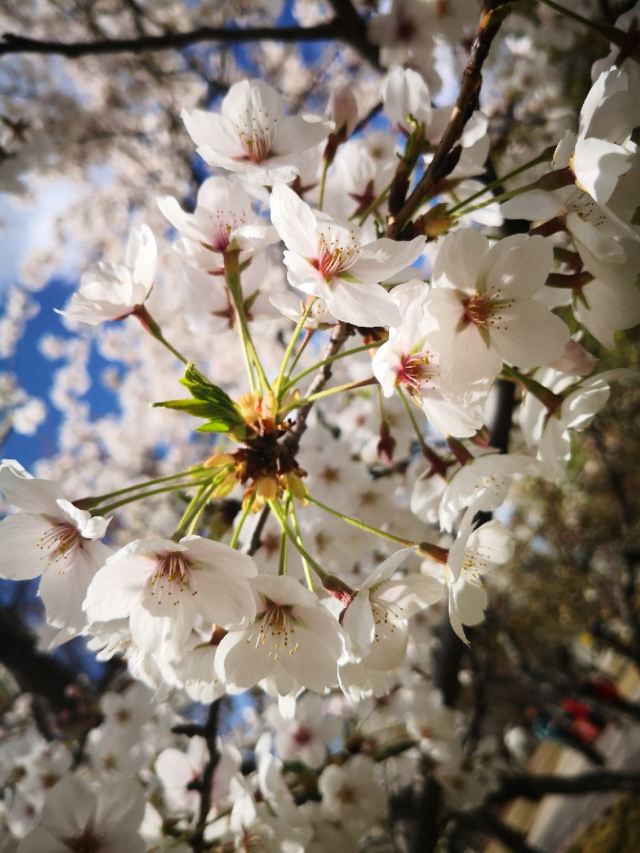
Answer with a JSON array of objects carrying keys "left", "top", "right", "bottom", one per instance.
[
  {"left": 318, "top": 160, "right": 330, "bottom": 211},
  {"left": 229, "top": 493, "right": 255, "bottom": 549},
  {"left": 446, "top": 146, "right": 555, "bottom": 215},
  {"left": 277, "top": 528, "right": 288, "bottom": 576},
  {"left": 288, "top": 500, "right": 315, "bottom": 591},
  {"left": 95, "top": 479, "right": 213, "bottom": 516},
  {"left": 357, "top": 184, "right": 391, "bottom": 226},
  {"left": 224, "top": 252, "right": 271, "bottom": 394},
  {"left": 274, "top": 298, "right": 316, "bottom": 404},
  {"left": 397, "top": 387, "right": 428, "bottom": 455},
  {"left": 75, "top": 466, "right": 208, "bottom": 510},
  {"left": 269, "top": 500, "right": 327, "bottom": 584},
  {"left": 185, "top": 482, "right": 219, "bottom": 536},
  {"left": 283, "top": 340, "right": 384, "bottom": 393},
  {"left": 306, "top": 494, "right": 418, "bottom": 549},
  {"left": 134, "top": 305, "right": 189, "bottom": 364},
  {"left": 536, "top": 0, "right": 635, "bottom": 49},
  {"left": 284, "top": 376, "right": 377, "bottom": 413},
  {"left": 287, "top": 328, "right": 315, "bottom": 378}
]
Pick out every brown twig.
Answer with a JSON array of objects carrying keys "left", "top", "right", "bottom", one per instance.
[{"left": 386, "top": 0, "right": 511, "bottom": 239}]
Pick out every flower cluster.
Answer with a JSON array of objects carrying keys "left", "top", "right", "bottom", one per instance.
[{"left": 2, "top": 0, "right": 640, "bottom": 848}]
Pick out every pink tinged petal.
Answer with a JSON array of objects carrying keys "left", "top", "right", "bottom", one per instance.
[
  {"left": 269, "top": 185, "right": 319, "bottom": 257},
  {"left": 83, "top": 556, "right": 149, "bottom": 622},
  {"left": 0, "top": 460, "right": 61, "bottom": 514},
  {"left": 282, "top": 250, "right": 324, "bottom": 295},
  {"left": 252, "top": 574, "right": 318, "bottom": 608},
  {"left": 94, "top": 779, "right": 146, "bottom": 833},
  {"left": 566, "top": 213, "right": 626, "bottom": 263},
  {"left": 575, "top": 277, "right": 640, "bottom": 348},
  {"left": 215, "top": 630, "right": 275, "bottom": 690},
  {"left": 489, "top": 298, "right": 569, "bottom": 368},
  {"left": 539, "top": 419, "right": 571, "bottom": 482},
  {"left": 130, "top": 603, "right": 176, "bottom": 654},
  {"left": 16, "top": 827, "right": 69, "bottom": 853},
  {"left": 282, "top": 624, "right": 339, "bottom": 691},
  {"left": 572, "top": 137, "right": 631, "bottom": 206},
  {"left": 192, "top": 569, "right": 256, "bottom": 628},
  {"left": 378, "top": 574, "right": 445, "bottom": 616},
  {"left": 351, "top": 236, "right": 425, "bottom": 281},
  {"left": 441, "top": 322, "right": 503, "bottom": 391},
  {"left": 342, "top": 589, "right": 375, "bottom": 654},
  {"left": 293, "top": 604, "right": 342, "bottom": 660},
  {"left": 480, "top": 235, "right": 553, "bottom": 298},
  {"left": 126, "top": 223, "right": 157, "bottom": 290},
  {"left": 323, "top": 279, "right": 401, "bottom": 327},
  {"left": 432, "top": 229, "right": 488, "bottom": 292},
  {"left": 181, "top": 535, "right": 257, "bottom": 577},
  {"left": 0, "top": 513, "right": 51, "bottom": 579},
  {"left": 98, "top": 833, "right": 146, "bottom": 853},
  {"left": 421, "top": 393, "right": 484, "bottom": 439},
  {"left": 452, "top": 577, "right": 488, "bottom": 628},
  {"left": 40, "top": 775, "right": 97, "bottom": 840},
  {"left": 39, "top": 547, "right": 101, "bottom": 631},
  {"left": 56, "top": 500, "right": 110, "bottom": 540},
  {"left": 362, "top": 610, "right": 408, "bottom": 671},
  {"left": 157, "top": 196, "right": 204, "bottom": 242},
  {"left": 181, "top": 109, "right": 241, "bottom": 158},
  {"left": 274, "top": 115, "right": 332, "bottom": 155},
  {"left": 363, "top": 548, "right": 410, "bottom": 588},
  {"left": 501, "top": 190, "right": 564, "bottom": 221}
]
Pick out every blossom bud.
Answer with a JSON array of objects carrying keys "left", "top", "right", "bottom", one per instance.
[
  {"left": 549, "top": 339, "right": 598, "bottom": 376},
  {"left": 327, "top": 86, "right": 358, "bottom": 138}
]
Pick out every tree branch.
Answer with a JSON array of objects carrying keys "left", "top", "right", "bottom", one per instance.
[
  {"left": 0, "top": 19, "right": 379, "bottom": 65},
  {"left": 489, "top": 770, "right": 640, "bottom": 804},
  {"left": 386, "top": 0, "right": 511, "bottom": 239}
]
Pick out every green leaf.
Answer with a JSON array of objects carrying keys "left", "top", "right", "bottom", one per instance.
[
  {"left": 153, "top": 363, "right": 248, "bottom": 438},
  {"left": 196, "top": 420, "right": 232, "bottom": 434}
]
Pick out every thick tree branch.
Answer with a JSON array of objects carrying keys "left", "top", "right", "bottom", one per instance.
[
  {"left": 0, "top": 19, "right": 380, "bottom": 66},
  {"left": 0, "top": 604, "right": 78, "bottom": 710},
  {"left": 386, "top": 0, "right": 511, "bottom": 239},
  {"left": 489, "top": 770, "right": 640, "bottom": 803}
]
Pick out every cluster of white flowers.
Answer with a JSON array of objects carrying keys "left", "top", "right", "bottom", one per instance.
[{"left": 1, "top": 0, "right": 639, "bottom": 848}]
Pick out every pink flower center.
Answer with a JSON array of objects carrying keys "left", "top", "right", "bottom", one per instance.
[
  {"left": 37, "top": 521, "right": 82, "bottom": 566},
  {"left": 315, "top": 232, "right": 359, "bottom": 281},
  {"left": 253, "top": 602, "right": 299, "bottom": 660},
  {"left": 396, "top": 352, "right": 436, "bottom": 396},
  {"left": 462, "top": 292, "right": 512, "bottom": 329},
  {"left": 293, "top": 725, "right": 313, "bottom": 746},
  {"left": 237, "top": 130, "right": 273, "bottom": 163},
  {"left": 64, "top": 828, "right": 102, "bottom": 853},
  {"left": 149, "top": 551, "right": 194, "bottom": 604}
]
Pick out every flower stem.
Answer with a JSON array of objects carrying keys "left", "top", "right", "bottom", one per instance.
[
  {"left": 446, "top": 146, "right": 555, "bottom": 215},
  {"left": 284, "top": 376, "right": 377, "bottom": 413},
  {"left": 274, "top": 298, "right": 316, "bottom": 404},
  {"left": 269, "top": 500, "right": 325, "bottom": 586},
  {"left": 357, "top": 183, "right": 391, "bottom": 226},
  {"left": 536, "top": 0, "right": 635, "bottom": 50},
  {"left": 306, "top": 494, "right": 419, "bottom": 549},
  {"left": 277, "top": 528, "right": 288, "bottom": 576},
  {"left": 229, "top": 493, "right": 255, "bottom": 549},
  {"left": 74, "top": 467, "right": 208, "bottom": 510},
  {"left": 318, "top": 160, "right": 330, "bottom": 211},
  {"left": 133, "top": 305, "right": 189, "bottom": 364},
  {"left": 283, "top": 340, "right": 384, "bottom": 394},
  {"left": 97, "top": 479, "right": 212, "bottom": 516},
  {"left": 224, "top": 252, "right": 271, "bottom": 394}
]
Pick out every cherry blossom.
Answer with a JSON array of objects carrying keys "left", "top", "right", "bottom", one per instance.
[
  {"left": 214, "top": 575, "right": 342, "bottom": 693},
  {"left": 83, "top": 536, "right": 258, "bottom": 657},
  {"left": 17, "top": 776, "right": 146, "bottom": 853},
  {"left": 0, "top": 460, "right": 111, "bottom": 635},
  {"left": 182, "top": 78, "right": 332, "bottom": 184},
  {"left": 59, "top": 224, "right": 157, "bottom": 325},
  {"left": 270, "top": 184, "right": 425, "bottom": 327},
  {"left": 424, "top": 229, "right": 568, "bottom": 391}
]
